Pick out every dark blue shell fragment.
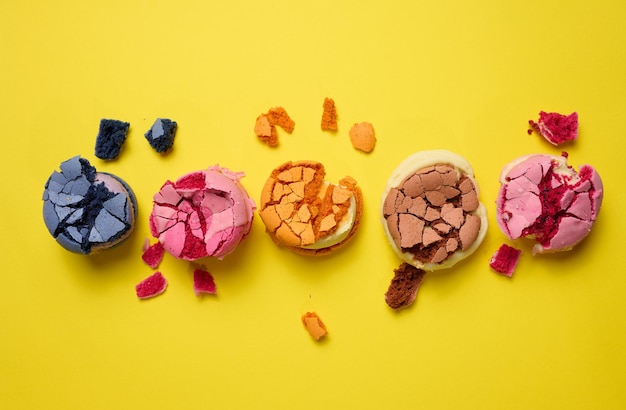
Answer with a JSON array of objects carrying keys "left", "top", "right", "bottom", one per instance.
[
  {"left": 95, "top": 119, "right": 130, "bottom": 160},
  {"left": 144, "top": 118, "right": 177, "bottom": 153}
]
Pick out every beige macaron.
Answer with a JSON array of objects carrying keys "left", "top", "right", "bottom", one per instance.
[{"left": 381, "top": 150, "right": 488, "bottom": 271}]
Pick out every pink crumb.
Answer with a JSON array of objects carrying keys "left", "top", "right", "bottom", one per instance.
[
  {"left": 142, "top": 241, "right": 165, "bottom": 269},
  {"left": 136, "top": 271, "right": 168, "bottom": 299},
  {"left": 489, "top": 244, "right": 521, "bottom": 277},
  {"left": 193, "top": 268, "right": 217, "bottom": 296},
  {"left": 528, "top": 111, "right": 578, "bottom": 145}
]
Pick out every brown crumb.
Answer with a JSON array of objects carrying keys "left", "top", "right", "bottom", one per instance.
[
  {"left": 349, "top": 122, "right": 376, "bottom": 153},
  {"left": 321, "top": 97, "right": 338, "bottom": 131},
  {"left": 385, "top": 263, "right": 426, "bottom": 310},
  {"left": 301, "top": 312, "right": 327, "bottom": 341},
  {"left": 254, "top": 106, "right": 295, "bottom": 147}
]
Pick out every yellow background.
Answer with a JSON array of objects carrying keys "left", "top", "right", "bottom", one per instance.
[{"left": 1, "top": 0, "right": 625, "bottom": 408}]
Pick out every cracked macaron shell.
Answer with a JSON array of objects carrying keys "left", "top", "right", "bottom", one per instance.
[
  {"left": 149, "top": 165, "right": 256, "bottom": 261},
  {"left": 258, "top": 161, "right": 363, "bottom": 255},
  {"left": 42, "top": 156, "right": 137, "bottom": 254},
  {"left": 381, "top": 150, "right": 488, "bottom": 271},
  {"left": 496, "top": 153, "right": 603, "bottom": 254}
]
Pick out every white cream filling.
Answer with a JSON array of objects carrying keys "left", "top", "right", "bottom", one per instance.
[{"left": 301, "top": 190, "right": 357, "bottom": 250}]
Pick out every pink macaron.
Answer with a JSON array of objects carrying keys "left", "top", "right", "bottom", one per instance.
[
  {"left": 149, "top": 165, "right": 256, "bottom": 261},
  {"left": 495, "top": 153, "right": 603, "bottom": 254}
]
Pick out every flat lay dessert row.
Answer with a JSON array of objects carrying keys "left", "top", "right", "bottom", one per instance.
[{"left": 42, "top": 106, "right": 604, "bottom": 340}]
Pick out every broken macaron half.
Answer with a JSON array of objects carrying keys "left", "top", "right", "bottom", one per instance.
[
  {"left": 496, "top": 153, "right": 603, "bottom": 254},
  {"left": 258, "top": 160, "right": 363, "bottom": 255},
  {"left": 381, "top": 150, "right": 488, "bottom": 271}
]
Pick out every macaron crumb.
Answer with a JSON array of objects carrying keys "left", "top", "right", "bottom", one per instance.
[
  {"left": 321, "top": 97, "right": 338, "bottom": 131},
  {"left": 141, "top": 241, "right": 164, "bottom": 269},
  {"left": 254, "top": 106, "right": 295, "bottom": 147},
  {"left": 301, "top": 312, "right": 327, "bottom": 341},
  {"left": 385, "top": 263, "right": 426, "bottom": 310},
  {"left": 95, "top": 118, "right": 130, "bottom": 160},
  {"left": 193, "top": 268, "right": 217, "bottom": 296},
  {"left": 144, "top": 118, "right": 177, "bottom": 153},
  {"left": 136, "top": 272, "right": 168, "bottom": 299},
  {"left": 528, "top": 111, "right": 578, "bottom": 146},
  {"left": 349, "top": 122, "right": 376, "bottom": 153},
  {"left": 489, "top": 244, "right": 521, "bottom": 277}
]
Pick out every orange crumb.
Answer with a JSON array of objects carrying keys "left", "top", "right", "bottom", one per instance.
[
  {"left": 349, "top": 122, "right": 376, "bottom": 153},
  {"left": 254, "top": 106, "right": 294, "bottom": 147},
  {"left": 254, "top": 115, "right": 279, "bottom": 147},
  {"left": 321, "top": 97, "right": 338, "bottom": 131},
  {"left": 301, "top": 312, "right": 327, "bottom": 341},
  {"left": 267, "top": 107, "right": 295, "bottom": 133}
]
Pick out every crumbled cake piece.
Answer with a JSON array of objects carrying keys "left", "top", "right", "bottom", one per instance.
[
  {"left": 142, "top": 240, "right": 164, "bottom": 269},
  {"left": 301, "top": 312, "right": 327, "bottom": 341},
  {"left": 528, "top": 111, "right": 578, "bottom": 145},
  {"left": 95, "top": 118, "right": 130, "bottom": 160},
  {"left": 136, "top": 271, "right": 168, "bottom": 299},
  {"left": 254, "top": 106, "right": 295, "bottom": 146},
  {"left": 385, "top": 263, "right": 426, "bottom": 310},
  {"left": 145, "top": 118, "right": 177, "bottom": 153},
  {"left": 489, "top": 244, "right": 521, "bottom": 277},
  {"left": 321, "top": 97, "right": 338, "bottom": 131},
  {"left": 349, "top": 122, "right": 376, "bottom": 153},
  {"left": 193, "top": 268, "right": 217, "bottom": 296}
]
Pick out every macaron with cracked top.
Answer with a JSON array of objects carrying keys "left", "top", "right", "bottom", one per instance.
[
  {"left": 258, "top": 160, "right": 363, "bottom": 255},
  {"left": 381, "top": 150, "right": 488, "bottom": 271},
  {"left": 42, "top": 156, "right": 137, "bottom": 254},
  {"left": 496, "top": 153, "right": 603, "bottom": 254},
  {"left": 149, "top": 165, "right": 256, "bottom": 261}
]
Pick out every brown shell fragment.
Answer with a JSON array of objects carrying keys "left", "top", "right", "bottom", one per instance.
[
  {"left": 461, "top": 190, "right": 479, "bottom": 212},
  {"left": 459, "top": 214, "right": 481, "bottom": 251},
  {"left": 398, "top": 214, "right": 424, "bottom": 248}
]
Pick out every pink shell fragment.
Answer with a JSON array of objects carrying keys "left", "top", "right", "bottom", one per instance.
[
  {"left": 193, "top": 268, "right": 217, "bottom": 296},
  {"left": 489, "top": 244, "right": 521, "bottom": 277},
  {"left": 496, "top": 154, "right": 603, "bottom": 253},
  {"left": 528, "top": 111, "right": 578, "bottom": 146},
  {"left": 136, "top": 271, "right": 168, "bottom": 299},
  {"left": 141, "top": 241, "right": 164, "bottom": 269},
  {"left": 149, "top": 165, "right": 256, "bottom": 261}
]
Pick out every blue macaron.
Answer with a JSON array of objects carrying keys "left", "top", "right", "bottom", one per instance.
[{"left": 43, "top": 156, "right": 137, "bottom": 254}]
